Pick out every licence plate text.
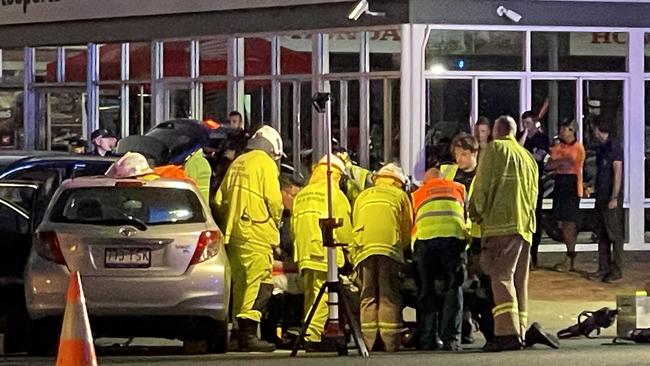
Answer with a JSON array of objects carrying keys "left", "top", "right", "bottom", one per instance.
[{"left": 105, "top": 248, "right": 151, "bottom": 268}]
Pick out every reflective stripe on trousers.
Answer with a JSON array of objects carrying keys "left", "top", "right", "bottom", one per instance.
[{"left": 358, "top": 255, "right": 404, "bottom": 352}]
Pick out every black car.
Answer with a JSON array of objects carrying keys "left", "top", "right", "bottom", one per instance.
[{"left": 0, "top": 152, "right": 116, "bottom": 353}]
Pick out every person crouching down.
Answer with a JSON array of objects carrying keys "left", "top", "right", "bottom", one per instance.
[
  {"left": 349, "top": 163, "right": 413, "bottom": 352},
  {"left": 292, "top": 154, "right": 353, "bottom": 351},
  {"left": 412, "top": 166, "right": 468, "bottom": 351}
]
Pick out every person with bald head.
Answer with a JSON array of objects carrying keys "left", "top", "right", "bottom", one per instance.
[{"left": 469, "top": 115, "right": 558, "bottom": 352}]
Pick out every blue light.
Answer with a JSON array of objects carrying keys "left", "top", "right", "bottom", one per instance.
[{"left": 455, "top": 59, "right": 466, "bottom": 69}]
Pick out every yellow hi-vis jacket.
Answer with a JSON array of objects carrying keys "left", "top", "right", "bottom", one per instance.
[
  {"left": 469, "top": 135, "right": 539, "bottom": 244},
  {"left": 440, "top": 163, "right": 481, "bottom": 239},
  {"left": 214, "top": 149, "right": 283, "bottom": 251},
  {"left": 292, "top": 166, "right": 353, "bottom": 273},
  {"left": 349, "top": 177, "right": 413, "bottom": 267},
  {"left": 184, "top": 148, "right": 212, "bottom": 204},
  {"left": 411, "top": 177, "right": 467, "bottom": 243},
  {"left": 345, "top": 165, "right": 372, "bottom": 205}
]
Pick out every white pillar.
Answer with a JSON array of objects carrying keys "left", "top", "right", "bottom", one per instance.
[
  {"left": 627, "top": 30, "right": 646, "bottom": 249},
  {"left": 400, "top": 24, "right": 429, "bottom": 183}
]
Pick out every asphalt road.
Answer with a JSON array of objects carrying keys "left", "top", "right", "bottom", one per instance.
[{"left": 2, "top": 338, "right": 649, "bottom": 366}]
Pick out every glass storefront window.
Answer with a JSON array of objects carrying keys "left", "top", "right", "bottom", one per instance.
[
  {"left": 426, "top": 79, "right": 472, "bottom": 166},
  {"left": 99, "top": 43, "right": 122, "bottom": 81},
  {"left": 0, "top": 90, "right": 23, "bottom": 150},
  {"left": 280, "top": 82, "right": 294, "bottom": 147},
  {"left": 199, "top": 39, "right": 227, "bottom": 76},
  {"left": 478, "top": 79, "right": 520, "bottom": 122},
  {"left": 531, "top": 80, "right": 577, "bottom": 142},
  {"left": 244, "top": 80, "right": 271, "bottom": 130},
  {"left": 532, "top": 32, "right": 627, "bottom": 72},
  {"left": 202, "top": 82, "right": 228, "bottom": 122},
  {"left": 99, "top": 85, "right": 121, "bottom": 137},
  {"left": 40, "top": 90, "right": 86, "bottom": 151},
  {"left": 369, "top": 78, "right": 400, "bottom": 170},
  {"left": 581, "top": 80, "right": 624, "bottom": 198},
  {"left": 130, "top": 42, "right": 151, "bottom": 81},
  {"left": 369, "top": 28, "right": 401, "bottom": 72},
  {"left": 299, "top": 81, "right": 312, "bottom": 173},
  {"left": 280, "top": 35, "right": 312, "bottom": 75},
  {"left": 1, "top": 49, "right": 24, "bottom": 85},
  {"left": 426, "top": 30, "right": 524, "bottom": 72},
  {"left": 330, "top": 79, "right": 360, "bottom": 161},
  {"left": 329, "top": 32, "right": 360, "bottom": 73},
  {"left": 245, "top": 37, "right": 272, "bottom": 76},
  {"left": 167, "top": 87, "right": 191, "bottom": 119},
  {"left": 163, "top": 41, "right": 190, "bottom": 78},
  {"left": 98, "top": 43, "right": 122, "bottom": 81},
  {"left": 64, "top": 47, "right": 88, "bottom": 83},
  {"left": 129, "top": 84, "right": 152, "bottom": 136},
  {"left": 35, "top": 47, "right": 58, "bottom": 83}
]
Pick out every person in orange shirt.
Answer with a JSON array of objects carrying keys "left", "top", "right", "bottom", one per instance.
[{"left": 547, "top": 120, "right": 585, "bottom": 272}]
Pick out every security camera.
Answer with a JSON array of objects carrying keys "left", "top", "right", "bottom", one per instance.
[
  {"left": 312, "top": 92, "right": 331, "bottom": 114},
  {"left": 348, "top": 0, "right": 385, "bottom": 21},
  {"left": 496, "top": 5, "right": 522, "bottom": 23}
]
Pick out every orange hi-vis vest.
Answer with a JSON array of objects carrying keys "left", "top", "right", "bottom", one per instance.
[{"left": 411, "top": 177, "right": 467, "bottom": 242}]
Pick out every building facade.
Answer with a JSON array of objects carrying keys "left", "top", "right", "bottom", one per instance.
[{"left": 1, "top": 0, "right": 649, "bottom": 250}]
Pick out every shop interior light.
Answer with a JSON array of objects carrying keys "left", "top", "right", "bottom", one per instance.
[{"left": 429, "top": 64, "right": 446, "bottom": 75}]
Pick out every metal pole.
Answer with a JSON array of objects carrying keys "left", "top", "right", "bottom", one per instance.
[{"left": 323, "top": 97, "right": 338, "bottom": 323}]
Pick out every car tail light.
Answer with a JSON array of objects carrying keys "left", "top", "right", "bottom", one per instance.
[
  {"left": 189, "top": 230, "right": 222, "bottom": 265},
  {"left": 35, "top": 231, "right": 66, "bottom": 265}
]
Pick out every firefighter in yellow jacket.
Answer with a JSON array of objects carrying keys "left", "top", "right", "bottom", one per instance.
[
  {"left": 215, "top": 125, "right": 284, "bottom": 352},
  {"left": 292, "top": 154, "right": 353, "bottom": 350},
  {"left": 334, "top": 148, "right": 372, "bottom": 205},
  {"left": 349, "top": 163, "right": 413, "bottom": 352}
]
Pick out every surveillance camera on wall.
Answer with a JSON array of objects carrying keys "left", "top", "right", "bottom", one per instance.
[
  {"left": 496, "top": 5, "right": 522, "bottom": 23},
  {"left": 348, "top": 0, "right": 369, "bottom": 20},
  {"left": 348, "top": 0, "right": 385, "bottom": 21}
]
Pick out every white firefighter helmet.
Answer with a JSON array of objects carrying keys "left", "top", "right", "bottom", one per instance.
[
  {"left": 250, "top": 125, "right": 284, "bottom": 160},
  {"left": 375, "top": 163, "right": 407, "bottom": 185},
  {"left": 105, "top": 152, "right": 154, "bottom": 178},
  {"left": 317, "top": 154, "right": 347, "bottom": 175}
]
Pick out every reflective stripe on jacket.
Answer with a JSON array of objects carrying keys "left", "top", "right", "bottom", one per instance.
[
  {"left": 214, "top": 150, "right": 283, "bottom": 251},
  {"left": 349, "top": 178, "right": 413, "bottom": 267},
  {"left": 292, "top": 166, "right": 353, "bottom": 272},
  {"left": 468, "top": 135, "right": 539, "bottom": 244},
  {"left": 411, "top": 177, "right": 467, "bottom": 242}
]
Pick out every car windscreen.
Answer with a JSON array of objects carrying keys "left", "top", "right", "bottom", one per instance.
[{"left": 50, "top": 187, "right": 205, "bottom": 226}]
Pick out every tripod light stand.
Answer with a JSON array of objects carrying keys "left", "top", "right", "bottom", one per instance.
[{"left": 290, "top": 92, "right": 369, "bottom": 357}]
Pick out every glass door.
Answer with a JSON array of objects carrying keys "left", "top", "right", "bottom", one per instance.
[
  {"left": 280, "top": 80, "right": 312, "bottom": 178},
  {"left": 0, "top": 89, "right": 23, "bottom": 150},
  {"left": 164, "top": 83, "right": 192, "bottom": 120},
  {"left": 36, "top": 88, "right": 87, "bottom": 151}
]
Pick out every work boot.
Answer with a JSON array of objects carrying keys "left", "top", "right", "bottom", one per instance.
[
  {"left": 483, "top": 335, "right": 523, "bottom": 352},
  {"left": 442, "top": 341, "right": 463, "bottom": 351},
  {"left": 238, "top": 319, "right": 276, "bottom": 352},
  {"left": 553, "top": 255, "right": 571, "bottom": 273},
  {"left": 588, "top": 270, "right": 608, "bottom": 282},
  {"left": 524, "top": 322, "right": 560, "bottom": 349},
  {"left": 603, "top": 272, "right": 623, "bottom": 284}
]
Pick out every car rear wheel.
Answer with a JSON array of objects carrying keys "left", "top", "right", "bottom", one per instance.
[{"left": 205, "top": 320, "right": 228, "bottom": 354}]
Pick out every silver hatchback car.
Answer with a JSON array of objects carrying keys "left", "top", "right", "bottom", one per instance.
[{"left": 24, "top": 176, "right": 230, "bottom": 354}]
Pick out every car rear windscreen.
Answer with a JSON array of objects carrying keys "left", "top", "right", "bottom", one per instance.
[{"left": 50, "top": 187, "right": 205, "bottom": 225}]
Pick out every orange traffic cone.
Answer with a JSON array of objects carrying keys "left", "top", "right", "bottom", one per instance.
[{"left": 55, "top": 271, "right": 98, "bottom": 366}]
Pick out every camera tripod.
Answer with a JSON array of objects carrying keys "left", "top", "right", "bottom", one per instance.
[{"left": 290, "top": 219, "right": 369, "bottom": 357}]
